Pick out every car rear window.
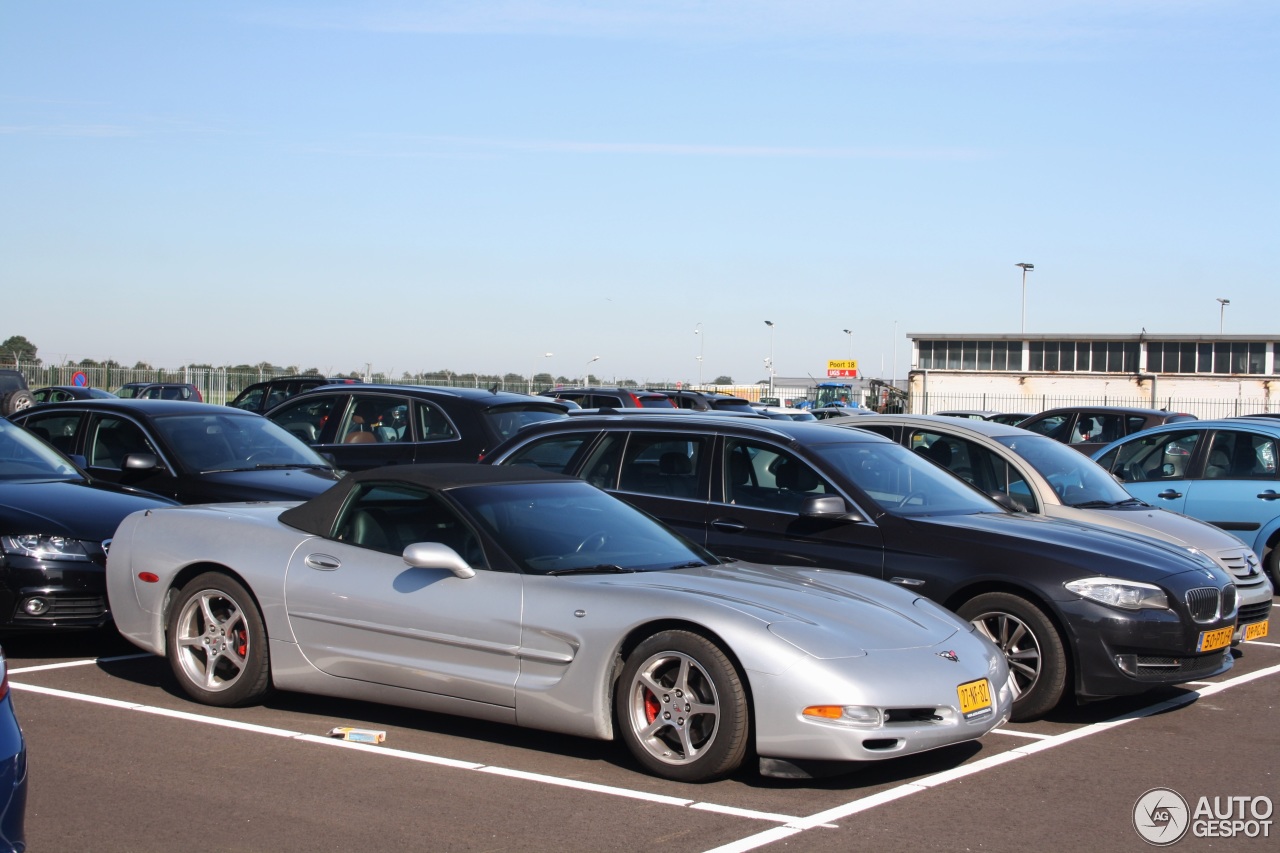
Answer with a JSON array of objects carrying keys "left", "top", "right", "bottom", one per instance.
[{"left": 637, "top": 394, "right": 675, "bottom": 408}]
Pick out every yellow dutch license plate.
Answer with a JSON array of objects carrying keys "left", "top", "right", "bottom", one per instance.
[
  {"left": 957, "top": 678, "right": 993, "bottom": 718},
  {"left": 1197, "top": 626, "right": 1234, "bottom": 652},
  {"left": 1244, "top": 620, "right": 1269, "bottom": 642}
]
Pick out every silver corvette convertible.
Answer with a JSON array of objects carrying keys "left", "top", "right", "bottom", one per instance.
[{"left": 107, "top": 464, "right": 1011, "bottom": 782}]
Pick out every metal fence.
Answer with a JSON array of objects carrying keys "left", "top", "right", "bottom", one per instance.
[{"left": 7, "top": 362, "right": 1278, "bottom": 420}]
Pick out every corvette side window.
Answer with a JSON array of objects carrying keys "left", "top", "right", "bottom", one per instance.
[{"left": 334, "top": 482, "right": 487, "bottom": 567}]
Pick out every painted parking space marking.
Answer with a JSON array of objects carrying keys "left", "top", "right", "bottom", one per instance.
[
  {"left": 8, "top": 679, "right": 805, "bottom": 826},
  {"left": 9, "top": 653, "right": 151, "bottom": 675},
  {"left": 990, "top": 727, "right": 1053, "bottom": 740},
  {"left": 700, "top": 661, "right": 1280, "bottom": 853}
]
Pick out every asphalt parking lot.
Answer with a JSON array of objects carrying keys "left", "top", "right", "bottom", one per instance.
[{"left": 7, "top": 614, "right": 1278, "bottom": 853}]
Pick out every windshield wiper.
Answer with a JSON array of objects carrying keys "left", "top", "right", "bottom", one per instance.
[
  {"left": 546, "top": 564, "right": 637, "bottom": 576},
  {"left": 1070, "top": 498, "right": 1149, "bottom": 509},
  {"left": 252, "top": 463, "right": 332, "bottom": 471},
  {"left": 664, "top": 561, "right": 709, "bottom": 569}
]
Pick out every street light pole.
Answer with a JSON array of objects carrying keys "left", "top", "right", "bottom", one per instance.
[
  {"left": 1217, "top": 298, "right": 1230, "bottom": 334},
  {"left": 530, "top": 352, "right": 553, "bottom": 393},
  {"left": 584, "top": 355, "right": 599, "bottom": 385},
  {"left": 764, "top": 320, "right": 775, "bottom": 396},
  {"left": 842, "top": 328, "right": 853, "bottom": 359},
  {"left": 694, "top": 323, "right": 704, "bottom": 386},
  {"left": 1015, "top": 263, "right": 1034, "bottom": 334}
]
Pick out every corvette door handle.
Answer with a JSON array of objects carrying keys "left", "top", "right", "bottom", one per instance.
[
  {"left": 1155, "top": 489, "right": 1183, "bottom": 500},
  {"left": 1258, "top": 491, "right": 1280, "bottom": 500},
  {"left": 711, "top": 519, "right": 747, "bottom": 532},
  {"left": 305, "top": 554, "right": 342, "bottom": 571}
]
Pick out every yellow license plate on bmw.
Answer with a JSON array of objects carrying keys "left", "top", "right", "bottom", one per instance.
[
  {"left": 1244, "top": 620, "right": 1269, "bottom": 641},
  {"left": 957, "top": 678, "right": 993, "bottom": 718},
  {"left": 1197, "top": 626, "right": 1233, "bottom": 652}
]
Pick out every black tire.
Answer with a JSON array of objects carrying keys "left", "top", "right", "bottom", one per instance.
[
  {"left": 958, "top": 592, "right": 1067, "bottom": 722},
  {"left": 166, "top": 572, "right": 271, "bottom": 707},
  {"left": 1, "top": 390, "right": 33, "bottom": 416},
  {"left": 615, "top": 630, "right": 749, "bottom": 782},
  {"left": 1265, "top": 545, "right": 1280, "bottom": 589}
]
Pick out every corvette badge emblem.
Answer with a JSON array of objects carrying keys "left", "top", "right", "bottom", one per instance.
[{"left": 937, "top": 650, "right": 959, "bottom": 662}]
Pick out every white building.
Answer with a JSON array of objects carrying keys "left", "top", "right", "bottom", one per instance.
[{"left": 905, "top": 333, "right": 1280, "bottom": 418}]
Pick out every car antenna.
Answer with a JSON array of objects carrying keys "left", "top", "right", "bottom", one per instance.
[{"left": 489, "top": 384, "right": 499, "bottom": 394}]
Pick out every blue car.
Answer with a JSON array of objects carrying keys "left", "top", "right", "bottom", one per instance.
[
  {"left": 1092, "top": 416, "right": 1280, "bottom": 594},
  {"left": 0, "top": 647, "right": 26, "bottom": 852}
]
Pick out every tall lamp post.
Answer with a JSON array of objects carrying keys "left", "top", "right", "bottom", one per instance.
[
  {"left": 584, "top": 355, "right": 599, "bottom": 385},
  {"left": 1217, "top": 298, "right": 1230, "bottom": 334},
  {"left": 764, "top": 320, "right": 775, "bottom": 396},
  {"left": 842, "top": 328, "right": 854, "bottom": 359},
  {"left": 530, "top": 352, "right": 553, "bottom": 393},
  {"left": 1015, "top": 263, "right": 1034, "bottom": 334},
  {"left": 694, "top": 323, "right": 704, "bottom": 386}
]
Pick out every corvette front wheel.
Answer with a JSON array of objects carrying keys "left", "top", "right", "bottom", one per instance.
[
  {"left": 167, "top": 572, "right": 271, "bottom": 707},
  {"left": 616, "top": 630, "right": 749, "bottom": 782}
]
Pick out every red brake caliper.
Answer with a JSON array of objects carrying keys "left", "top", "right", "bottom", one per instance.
[
  {"left": 644, "top": 690, "right": 660, "bottom": 724},
  {"left": 236, "top": 629, "right": 248, "bottom": 657}
]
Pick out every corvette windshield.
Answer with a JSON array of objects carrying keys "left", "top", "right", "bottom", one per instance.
[
  {"left": 809, "top": 439, "right": 1003, "bottom": 517},
  {"left": 0, "top": 418, "right": 83, "bottom": 482},
  {"left": 452, "top": 480, "right": 715, "bottom": 575},
  {"left": 995, "top": 434, "right": 1135, "bottom": 506}
]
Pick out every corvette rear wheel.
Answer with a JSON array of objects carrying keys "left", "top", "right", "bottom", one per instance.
[
  {"left": 958, "top": 592, "right": 1067, "bottom": 722},
  {"left": 616, "top": 630, "right": 748, "bottom": 782},
  {"left": 167, "top": 572, "right": 270, "bottom": 707}
]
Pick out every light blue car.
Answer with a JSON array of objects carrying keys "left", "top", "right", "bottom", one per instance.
[{"left": 1092, "top": 416, "right": 1280, "bottom": 599}]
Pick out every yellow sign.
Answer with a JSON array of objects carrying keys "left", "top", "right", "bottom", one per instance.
[{"left": 827, "top": 359, "right": 858, "bottom": 371}]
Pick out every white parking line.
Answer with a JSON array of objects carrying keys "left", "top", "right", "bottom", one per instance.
[
  {"left": 990, "top": 727, "right": 1053, "bottom": 740},
  {"left": 7, "top": 679, "right": 802, "bottom": 826},
  {"left": 8, "top": 653, "right": 151, "bottom": 674},
  {"left": 699, "top": 662, "right": 1280, "bottom": 853}
]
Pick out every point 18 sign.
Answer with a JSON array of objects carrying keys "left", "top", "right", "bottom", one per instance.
[{"left": 827, "top": 359, "right": 858, "bottom": 378}]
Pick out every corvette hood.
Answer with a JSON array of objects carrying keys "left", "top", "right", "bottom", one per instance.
[
  {"left": 0, "top": 479, "right": 176, "bottom": 542},
  {"left": 601, "top": 562, "right": 969, "bottom": 655}
]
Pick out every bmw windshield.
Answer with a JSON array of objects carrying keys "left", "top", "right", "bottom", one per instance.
[{"left": 810, "top": 440, "right": 1005, "bottom": 517}]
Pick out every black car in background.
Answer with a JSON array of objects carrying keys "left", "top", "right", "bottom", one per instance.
[
  {"left": 229, "top": 375, "right": 362, "bottom": 414},
  {"left": 11, "top": 400, "right": 341, "bottom": 503},
  {"left": 0, "top": 373, "right": 32, "bottom": 418},
  {"left": 1017, "top": 406, "right": 1197, "bottom": 455},
  {"left": 30, "top": 386, "right": 117, "bottom": 404},
  {"left": 0, "top": 416, "right": 176, "bottom": 630},
  {"left": 486, "top": 414, "right": 1239, "bottom": 721},
  {"left": 264, "top": 384, "right": 570, "bottom": 471},
  {"left": 654, "top": 389, "right": 757, "bottom": 414},
  {"left": 539, "top": 387, "right": 675, "bottom": 409},
  {"left": 113, "top": 382, "right": 203, "bottom": 402}
]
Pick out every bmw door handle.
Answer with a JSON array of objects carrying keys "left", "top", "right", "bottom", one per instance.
[
  {"left": 1258, "top": 490, "right": 1280, "bottom": 501},
  {"left": 711, "top": 518, "right": 747, "bottom": 532},
  {"left": 304, "top": 554, "right": 342, "bottom": 571},
  {"left": 1155, "top": 489, "right": 1183, "bottom": 500}
]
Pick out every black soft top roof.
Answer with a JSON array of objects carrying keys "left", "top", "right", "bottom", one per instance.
[{"left": 278, "top": 463, "right": 574, "bottom": 535}]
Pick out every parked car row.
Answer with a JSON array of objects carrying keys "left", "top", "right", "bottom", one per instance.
[{"left": 1, "top": 384, "right": 1274, "bottom": 792}]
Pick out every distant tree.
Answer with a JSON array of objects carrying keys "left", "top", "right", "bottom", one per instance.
[
  {"left": 713, "top": 375, "right": 733, "bottom": 384},
  {"left": 132, "top": 361, "right": 153, "bottom": 370},
  {"left": 2, "top": 335, "right": 39, "bottom": 365},
  {"left": 301, "top": 367, "right": 321, "bottom": 376},
  {"left": 78, "top": 358, "right": 100, "bottom": 368},
  {"left": 189, "top": 363, "right": 214, "bottom": 370},
  {"left": 502, "top": 372, "right": 524, "bottom": 385}
]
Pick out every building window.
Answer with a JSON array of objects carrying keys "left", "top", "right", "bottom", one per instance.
[{"left": 1149, "top": 341, "right": 1266, "bottom": 375}]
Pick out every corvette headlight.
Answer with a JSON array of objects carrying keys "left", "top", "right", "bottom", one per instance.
[
  {"left": 1, "top": 535, "right": 92, "bottom": 562},
  {"left": 1065, "top": 577, "right": 1168, "bottom": 611},
  {"left": 803, "top": 705, "right": 882, "bottom": 727}
]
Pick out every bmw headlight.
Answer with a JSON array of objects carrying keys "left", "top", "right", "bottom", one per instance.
[
  {"left": 1065, "top": 577, "right": 1168, "bottom": 611},
  {"left": 1, "top": 535, "right": 92, "bottom": 562}
]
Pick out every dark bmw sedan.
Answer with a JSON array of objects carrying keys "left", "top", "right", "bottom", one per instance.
[
  {"left": 10, "top": 400, "right": 341, "bottom": 504},
  {"left": 486, "top": 415, "right": 1239, "bottom": 721},
  {"left": 263, "top": 384, "right": 570, "bottom": 472},
  {"left": 0, "top": 416, "right": 176, "bottom": 631}
]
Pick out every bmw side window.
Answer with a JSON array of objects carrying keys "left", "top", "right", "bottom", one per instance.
[
  {"left": 724, "top": 440, "right": 831, "bottom": 512},
  {"left": 617, "top": 433, "right": 705, "bottom": 499},
  {"left": 502, "top": 434, "right": 594, "bottom": 474},
  {"left": 579, "top": 433, "right": 625, "bottom": 488}
]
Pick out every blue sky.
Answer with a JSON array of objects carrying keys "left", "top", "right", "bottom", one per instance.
[{"left": 2, "top": 1, "right": 1276, "bottom": 384}]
